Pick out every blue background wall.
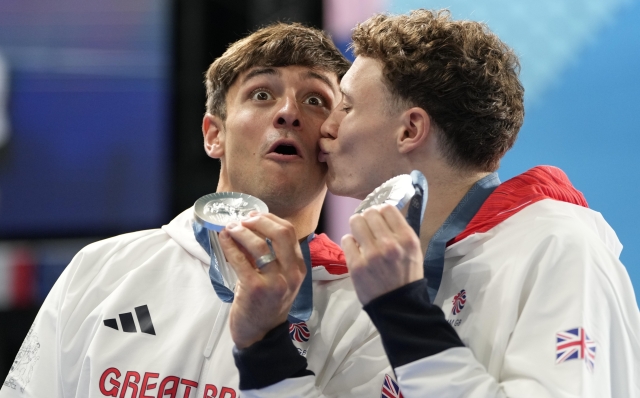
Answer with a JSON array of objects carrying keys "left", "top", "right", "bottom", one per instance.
[{"left": 0, "top": 0, "right": 171, "bottom": 237}]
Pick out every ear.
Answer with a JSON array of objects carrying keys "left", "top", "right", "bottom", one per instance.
[
  {"left": 397, "top": 107, "right": 430, "bottom": 154},
  {"left": 202, "top": 113, "right": 225, "bottom": 159}
]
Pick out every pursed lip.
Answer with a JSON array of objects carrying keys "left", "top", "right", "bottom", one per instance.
[
  {"left": 265, "top": 138, "right": 304, "bottom": 161},
  {"left": 318, "top": 138, "right": 330, "bottom": 163}
]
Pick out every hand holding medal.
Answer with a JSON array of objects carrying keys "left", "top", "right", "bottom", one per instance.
[
  {"left": 342, "top": 170, "right": 427, "bottom": 305},
  {"left": 195, "top": 192, "right": 307, "bottom": 349},
  {"left": 194, "top": 192, "right": 270, "bottom": 300}
]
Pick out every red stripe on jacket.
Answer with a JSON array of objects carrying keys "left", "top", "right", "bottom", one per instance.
[{"left": 450, "top": 166, "right": 588, "bottom": 246}]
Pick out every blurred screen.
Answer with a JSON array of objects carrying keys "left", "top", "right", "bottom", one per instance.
[{"left": 0, "top": 0, "right": 171, "bottom": 238}]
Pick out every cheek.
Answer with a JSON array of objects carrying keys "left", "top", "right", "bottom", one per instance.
[
  {"left": 226, "top": 113, "right": 265, "bottom": 153},
  {"left": 301, "top": 116, "right": 326, "bottom": 150},
  {"left": 338, "top": 122, "right": 366, "bottom": 155},
  {"left": 232, "top": 105, "right": 272, "bottom": 127},
  {"left": 307, "top": 116, "right": 325, "bottom": 138}
]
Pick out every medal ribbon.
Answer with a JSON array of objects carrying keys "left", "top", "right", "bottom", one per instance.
[
  {"left": 422, "top": 172, "right": 500, "bottom": 301},
  {"left": 405, "top": 170, "right": 428, "bottom": 236},
  {"left": 402, "top": 170, "right": 500, "bottom": 302},
  {"left": 193, "top": 222, "right": 313, "bottom": 323}
]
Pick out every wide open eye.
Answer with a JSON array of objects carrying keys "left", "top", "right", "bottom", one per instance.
[
  {"left": 251, "top": 90, "right": 273, "bottom": 101},
  {"left": 303, "top": 94, "right": 325, "bottom": 107}
]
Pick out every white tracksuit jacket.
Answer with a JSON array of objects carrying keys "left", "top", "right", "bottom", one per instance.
[
  {"left": 372, "top": 166, "right": 640, "bottom": 398},
  {"left": 384, "top": 199, "right": 640, "bottom": 397},
  {"left": 243, "top": 166, "right": 640, "bottom": 398},
  {"left": 0, "top": 207, "right": 394, "bottom": 398}
]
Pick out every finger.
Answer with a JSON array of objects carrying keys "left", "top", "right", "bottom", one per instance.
[
  {"left": 218, "top": 229, "right": 260, "bottom": 279},
  {"left": 341, "top": 234, "right": 363, "bottom": 269},
  {"left": 240, "top": 215, "right": 302, "bottom": 273},
  {"left": 348, "top": 213, "right": 376, "bottom": 252},
  {"left": 378, "top": 204, "right": 421, "bottom": 249},
  {"left": 361, "top": 206, "right": 395, "bottom": 241},
  {"left": 242, "top": 212, "right": 290, "bottom": 230},
  {"left": 378, "top": 204, "right": 414, "bottom": 235},
  {"left": 225, "top": 223, "right": 278, "bottom": 271}
]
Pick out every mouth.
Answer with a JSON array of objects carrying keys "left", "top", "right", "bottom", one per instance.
[
  {"left": 266, "top": 139, "right": 303, "bottom": 160},
  {"left": 318, "top": 150, "right": 328, "bottom": 163},
  {"left": 317, "top": 139, "right": 329, "bottom": 163}
]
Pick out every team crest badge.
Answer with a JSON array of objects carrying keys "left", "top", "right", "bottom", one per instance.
[
  {"left": 381, "top": 374, "right": 403, "bottom": 398},
  {"left": 289, "top": 322, "right": 310, "bottom": 342},
  {"left": 556, "top": 327, "right": 596, "bottom": 372},
  {"left": 451, "top": 289, "right": 467, "bottom": 315}
]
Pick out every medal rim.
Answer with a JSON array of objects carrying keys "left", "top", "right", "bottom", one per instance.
[{"left": 354, "top": 174, "right": 415, "bottom": 214}]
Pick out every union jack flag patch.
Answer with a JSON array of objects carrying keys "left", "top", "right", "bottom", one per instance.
[
  {"left": 289, "top": 322, "right": 310, "bottom": 342},
  {"left": 556, "top": 327, "right": 596, "bottom": 371},
  {"left": 381, "top": 374, "right": 403, "bottom": 398},
  {"left": 451, "top": 289, "right": 467, "bottom": 315}
]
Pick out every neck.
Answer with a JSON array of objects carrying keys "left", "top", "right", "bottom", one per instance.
[
  {"left": 266, "top": 191, "right": 326, "bottom": 241},
  {"left": 216, "top": 177, "right": 325, "bottom": 241},
  {"left": 417, "top": 166, "right": 490, "bottom": 257}
]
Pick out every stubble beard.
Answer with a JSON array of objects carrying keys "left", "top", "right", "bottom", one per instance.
[{"left": 258, "top": 175, "right": 325, "bottom": 218}]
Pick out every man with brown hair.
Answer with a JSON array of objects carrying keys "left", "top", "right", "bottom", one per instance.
[
  {"left": 319, "top": 9, "right": 640, "bottom": 398},
  {"left": 1, "top": 23, "right": 394, "bottom": 398}
]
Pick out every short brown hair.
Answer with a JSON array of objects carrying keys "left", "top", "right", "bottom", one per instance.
[
  {"left": 205, "top": 23, "right": 350, "bottom": 120},
  {"left": 352, "top": 9, "right": 525, "bottom": 172}
]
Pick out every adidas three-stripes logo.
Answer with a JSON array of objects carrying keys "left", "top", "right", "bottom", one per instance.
[{"left": 103, "top": 305, "right": 156, "bottom": 335}]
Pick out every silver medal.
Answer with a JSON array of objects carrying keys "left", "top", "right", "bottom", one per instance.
[
  {"left": 194, "top": 192, "right": 269, "bottom": 294},
  {"left": 194, "top": 192, "right": 269, "bottom": 232},
  {"left": 354, "top": 174, "right": 416, "bottom": 214}
]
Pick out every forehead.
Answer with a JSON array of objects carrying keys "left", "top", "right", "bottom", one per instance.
[
  {"left": 235, "top": 65, "right": 339, "bottom": 91},
  {"left": 341, "top": 56, "right": 387, "bottom": 98}
]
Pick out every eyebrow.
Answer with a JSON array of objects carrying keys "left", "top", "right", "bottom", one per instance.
[
  {"left": 241, "top": 67, "right": 336, "bottom": 93},
  {"left": 242, "top": 67, "right": 280, "bottom": 83},
  {"left": 301, "top": 70, "right": 336, "bottom": 92}
]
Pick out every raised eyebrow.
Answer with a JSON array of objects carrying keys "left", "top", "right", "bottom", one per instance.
[
  {"left": 301, "top": 70, "right": 336, "bottom": 93},
  {"left": 242, "top": 67, "right": 280, "bottom": 84}
]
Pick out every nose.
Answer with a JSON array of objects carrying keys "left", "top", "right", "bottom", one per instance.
[
  {"left": 273, "top": 96, "right": 302, "bottom": 131},
  {"left": 320, "top": 108, "right": 341, "bottom": 139}
]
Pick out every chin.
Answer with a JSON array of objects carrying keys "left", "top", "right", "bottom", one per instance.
[
  {"left": 326, "top": 178, "right": 368, "bottom": 201},
  {"left": 261, "top": 179, "right": 324, "bottom": 208}
]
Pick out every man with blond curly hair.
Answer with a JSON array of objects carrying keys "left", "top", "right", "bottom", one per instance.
[{"left": 317, "top": 9, "right": 640, "bottom": 398}]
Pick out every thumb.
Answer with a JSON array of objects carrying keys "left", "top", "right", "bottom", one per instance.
[{"left": 218, "top": 229, "right": 257, "bottom": 280}]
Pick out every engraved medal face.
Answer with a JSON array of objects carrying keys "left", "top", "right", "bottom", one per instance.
[
  {"left": 194, "top": 192, "right": 268, "bottom": 231},
  {"left": 354, "top": 174, "right": 415, "bottom": 214}
]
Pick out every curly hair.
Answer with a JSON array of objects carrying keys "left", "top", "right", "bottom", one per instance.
[
  {"left": 351, "top": 9, "right": 525, "bottom": 172},
  {"left": 205, "top": 23, "right": 350, "bottom": 120}
]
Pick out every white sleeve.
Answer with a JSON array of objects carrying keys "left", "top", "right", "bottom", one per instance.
[
  {"left": 240, "top": 376, "right": 317, "bottom": 398},
  {"left": 2, "top": 232, "right": 158, "bottom": 398},
  {"left": 390, "top": 231, "right": 640, "bottom": 398},
  {"left": 0, "top": 261, "right": 71, "bottom": 397}
]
